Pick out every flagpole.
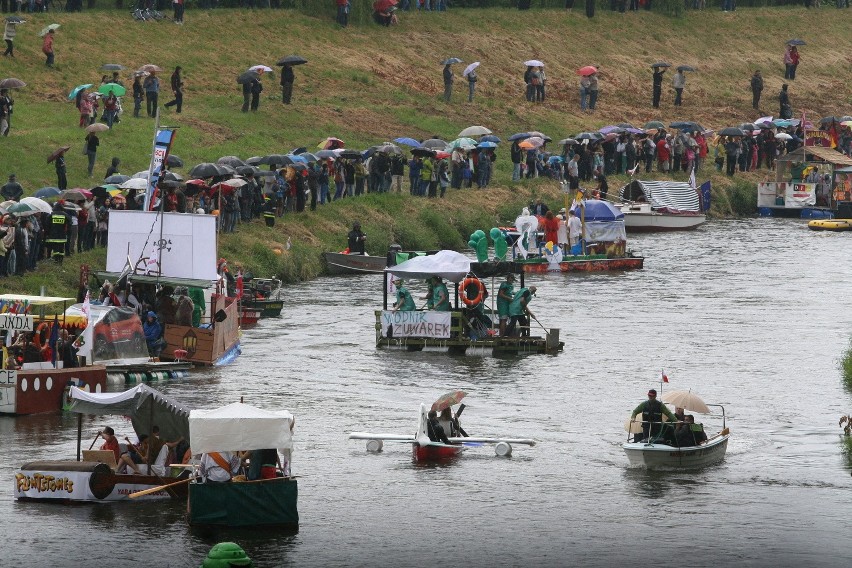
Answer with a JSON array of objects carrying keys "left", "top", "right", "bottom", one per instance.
[{"left": 144, "top": 111, "right": 161, "bottom": 212}]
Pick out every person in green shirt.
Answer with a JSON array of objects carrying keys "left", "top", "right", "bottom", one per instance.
[
  {"left": 432, "top": 277, "right": 450, "bottom": 311},
  {"left": 392, "top": 278, "right": 416, "bottom": 311},
  {"left": 506, "top": 285, "right": 536, "bottom": 337},
  {"left": 496, "top": 273, "right": 516, "bottom": 337},
  {"left": 630, "top": 389, "right": 677, "bottom": 442}
]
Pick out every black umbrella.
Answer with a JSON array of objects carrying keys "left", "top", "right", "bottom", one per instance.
[
  {"left": 290, "top": 146, "right": 307, "bottom": 155},
  {"left": 411, "top": 148, "right": 436, "bottom": 157},
  {"left": 101, "top": 63, "right": 125, "bottom": 71},
  {"left": 421, "top": 139, "right": 448, "bottom": 149},
  {"left": 237, "top": 70, "right": 260, "bottom": 85},
  {"left": 0, "top": 78, "right": 26, "bottom": 90},
  {"left": 236, "top": 165, "right": 260, "bottom": 176},
  {"left": 258, "top": 154, "right": 290, "bottom": 166},
  {"left": 91, "top": 186, "right": 112, "bottom": 199},
  {"left": 246, "top": 156, "right": 264, "bottom": 166},
  {"left": 819, "top": 116, "right": 840, "bottom": 125},
  {"left": 162, "top": 171, "right": 184, "bottom": 182},
  {"left": 277, "top": 55, "right": 308, "bottom": 66},
  {"left": 644, "top": 121, "right": 666, "bottom": 130},
  {"left": 105, "top": 174, "right": 131, "bottom": 184},
  {"left": 651, "top": 61, "right": 671, "bottom": 68},
  {"left": 718, "top": 127, "right": 745, "bottom": 137},
  {"left": 441, "top": 57, "right": 463, "bottom": 65},
  {"left": 616, "top": 123, "right": 636, "bottom": 129},
  {"left": 739, "top": 123, "right": 758, "bottom": 132},
  {"left": 5, "top": 16, "right": 25, "bottom": 23},
  {"left": 254, "top": 170, "right": 276, "bottom": 177},
  {"left": 508, "top": 132, "right": 531, "bottom": 141},
  {"left": 189, "top": 162, "right": 223, "bottom": 178},
  {"left": 339, "top": 150, "right": 363, "bottom": 160},
  {"left": 676, "top": 65, "right": 696, "bottom": 72},
  {"left": 299, "top": 152, "right": 319, "bottom": 163},
  {"left": 166, "top": 154, "right": 184, "bottom": 168},
  {"left": 217, "top": 155, "right": 246, "bottom": 167},
  {"left": 787, "top": 39, "right": 806, "bottom": 46}
]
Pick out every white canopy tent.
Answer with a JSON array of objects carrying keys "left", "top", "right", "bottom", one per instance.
[
  {"left": 385, "top": 250, "right": 471, "bottom": 283},
  {"left": 189, "top": 402, "right": 294, "bottom": 455}
]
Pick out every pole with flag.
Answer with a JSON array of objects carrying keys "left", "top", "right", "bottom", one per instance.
[
  {"left": 143, "top": 110, "right": 178, "bottom": 212},
  {"left": 49, "top": 315, "right": 59, "bottom": 368}
]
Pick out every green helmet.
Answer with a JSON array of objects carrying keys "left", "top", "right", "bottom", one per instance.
[{"left": 201, "top": 542, "right": 253, "bottom": 568}]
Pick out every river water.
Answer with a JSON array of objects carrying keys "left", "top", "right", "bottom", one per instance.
[{"left": 2, "top": 218, "right": 852, "bottom": 567}]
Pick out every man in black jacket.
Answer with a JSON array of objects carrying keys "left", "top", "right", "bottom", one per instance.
[
  {"left": 750, "top": 69, "right": 763, "bottom": 110},
  {"left": 281, "top": 64, "right": 294, "bottom": 104},
  {"left": 511, "top": 140, "right": 522, "bottom": 181},
  {"left": 652, "top": 67, "right": 665, "bottom": 108}
]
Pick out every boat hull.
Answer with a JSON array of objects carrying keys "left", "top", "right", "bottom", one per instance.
[
  {"left": 324, "top": 252, "right": 387, "bottom": 275},
  {"left": 14, "top": 461, "right": 187, "bottom": 502},
  {"left": 188, "top": 477, "right": 299, "bottom": 528},
  {"left": 242, "top": 299, "right": 283, "bottom": 318},
  {"left": 412, "top": 443, "right": 464, "bottom": 462},
  {"left": 0, "top": 366, "right": 107, "bottom": 416},
  {"left": 521, "top": 256, "right": 644, "bottom": 273},
  {"left": 161, "top": 295, "right": 240, "bottom": 366},
  {"left": 623, "top": 435, "right": 728, "bottom": 468},
  {"left": 239, "top": 309, "right": 261, "bottom": 327},
  {"left": 624, "top": 213, "right": 706, "bottom": 232}
]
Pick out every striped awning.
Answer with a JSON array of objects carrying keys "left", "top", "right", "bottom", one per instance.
[{"left": 620, "top": 180, "right": 700, "bottom": 213}]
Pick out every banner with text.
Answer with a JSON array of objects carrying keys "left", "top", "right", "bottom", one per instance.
[
  {"left": 144, "top": 128, "right": 177, "bottom": 211},
  {"left": 0, "top": 314, "right": 33, "bottom": 331},
  {"left": 381, "top": 311, "right": 451, "bottom": 339}
]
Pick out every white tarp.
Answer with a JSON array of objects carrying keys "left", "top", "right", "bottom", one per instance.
[
  {"left": 380, "top": 310, "right": 452, "bottom": 338},
  {"left": 621, "top": 180, "right": 700, "bottom": 212},
  {"left": 386, "top": 250, "right": 471, "bottom": 283},
  {"left": 189, "top": 402, "right": 294, "bottom": 454},
  {"left": 105, "top": 211, "right": 218, "bottom": 281},
  {"left": 584, "top": 220, "right": 627, "bottom": 242}
]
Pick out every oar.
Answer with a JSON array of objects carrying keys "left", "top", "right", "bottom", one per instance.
[
  {"left": 87, "top": 432, "right": 101, "bottom": 451},
  {"left": 127, "top": 477, "right": 192, "bottom": 500},
  {"left": 528, "top": 312, "right": 549, "bottom": 333},
  {"left": 705, "top": 427, "right": 730, "bottom": 442}
]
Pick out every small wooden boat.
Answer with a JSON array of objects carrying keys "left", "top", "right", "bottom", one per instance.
[
  {"left": 324, "top": 252, "right": 388, "bottom": 275},
  {"left": 520, "top": 254, "right": 644, "bottom": 273}
]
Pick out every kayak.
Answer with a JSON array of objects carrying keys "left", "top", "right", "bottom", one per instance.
[{"left": 807, "top": 219, "right": 852, "bottom": 231}]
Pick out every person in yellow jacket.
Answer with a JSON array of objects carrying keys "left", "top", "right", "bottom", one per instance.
[
  {"left": 419, "top": 157, "right": 433, "bottom": 197},
  {"left": 713, "top": 137, "right": 726, "bottom": 173}
]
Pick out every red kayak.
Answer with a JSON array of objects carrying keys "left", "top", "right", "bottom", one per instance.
[{"left": 412, "top": 442, "right": 464, "bottom": 462}]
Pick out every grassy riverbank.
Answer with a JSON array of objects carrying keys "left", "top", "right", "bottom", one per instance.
[{"left": 4, "top": 7, "right": 849, "bottom": 296}]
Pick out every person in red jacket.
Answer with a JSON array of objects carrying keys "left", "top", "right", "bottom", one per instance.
[
  {"left": 656, "top": 135, "right": 671, "bottom": 172},
  {"left": 42, "top": 29, "right": 55, "bottom": 68}
]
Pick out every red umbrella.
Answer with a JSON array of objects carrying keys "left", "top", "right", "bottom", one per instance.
[
  {"left": 317, "top": 137, "right": 345, "bottom": 150},
  {"left": 431, "top": 390, "right": 467, "bottom": 412},
  {"left": 373, "top": 0, "right": 397, "bottom": 11},
  {"left": 577, "top": 66, "right": 597, "bottom": 76},
  {"left": 435, "top": 151, "right": 450, "bottom": 159},
  {"left": 47, "top": 146, "right": 71, "bottom": 164}
]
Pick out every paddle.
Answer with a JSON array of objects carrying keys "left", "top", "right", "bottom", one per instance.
[
  {"left": 705, "top": 427, "right": 730, "bottom": 443},
  {"left": 528, "top": 312, "right": 549, "bottom": 333},
  {"left": 127, "top": 477, "right": 192, "bottom": 500},
  {"left": 88, "top": 432, "right": 101, "bottom": 450}
]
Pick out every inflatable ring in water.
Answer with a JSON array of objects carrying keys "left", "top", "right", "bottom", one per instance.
[
  {"left": 807, "top": 219, "right": 852, "bottom": 232},
  {"left": 459, "top": 277, "right": 485, "bottom": 307}
]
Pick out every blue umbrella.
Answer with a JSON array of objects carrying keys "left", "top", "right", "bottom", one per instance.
[
  {"left": 68, "top": 84, "right": 93, "bottom": 100},
  {"left": 508, "top": 132, "right": 531, "bottom": 141},
  {"left": 287, "top": 154, "right": 308, "bottom": 163},
  {"left": 315, "top": 149, "right": 338, "bottom": 159},
  {"left": 477, "top": 141, "right": 498, "bottom": 149},
  {"left": 548, "top": 156, "right": 565, "bottom": 164},
  {"left": 480, "top": 135, "right": 502, "bottom": 143},
  {"left": 290, "top": 146, "right": 308, "bottom": 155},
  {"left": 394, "top": 137, "right": 421, "bottom": 148},
  {"left": 35, "top": 187, "right": 61, "bottom": 199},
  {"left": 570, "top": 199, "right": 624, "bottom": 221}
]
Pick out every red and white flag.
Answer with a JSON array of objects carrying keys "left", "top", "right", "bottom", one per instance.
[{"left": 661, "top": 369, "right": 669, "bottom": 383}]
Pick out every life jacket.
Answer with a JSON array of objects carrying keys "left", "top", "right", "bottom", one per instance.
[{"left": 641, "top": 399, "right": 663, "bottom": 423}]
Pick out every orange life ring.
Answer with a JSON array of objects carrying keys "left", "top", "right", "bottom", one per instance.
[
  {"left": 32, "top": 322, "right": 51, "bottom": 349},
  {"left": 459, "top": 277, "right": 485, "bottom": 307}
]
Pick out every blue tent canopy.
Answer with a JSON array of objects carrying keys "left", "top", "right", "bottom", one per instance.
[{"left": 570, "top": 199, "right": 624, "bottom": 221}]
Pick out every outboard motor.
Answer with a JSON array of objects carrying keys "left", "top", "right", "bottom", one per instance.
[{"left": 386, "top": 243, "right": 403, "bottom": 267}]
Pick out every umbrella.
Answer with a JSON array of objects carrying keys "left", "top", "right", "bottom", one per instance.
[
  {"left": 462, "top": 62, "right": 480, "bottom": 77},
  {"left": 508, "top": 132, "right": 531, "bottom": 141},
  {"left": 34, "top": 187, "right": 61, "bottom": 199},
  {"left": 575, "top": 132, "right": 601, "bottom": 140},
  {"left": 787, "top": 39, "right": 806, "bottom": 46},
  {"left": 237, "top": 70, "right": 260, "bottom": 85},
  {"left": 315, "top": 149, "right": 338, "bottom": 159},
  {"left": 299, "top": 153, "right": 319, "bottom": 163},
  {"left": 434, "top": 151, "right": 450, "bottom": 160},
  {"left": 523, "top": 59, "right": 544, "bottom": 67},
  {"left": 480, "top": 135, "right": 501, "bottom": 143},
  {"left": 287, "top": 154, "right": 309, "bottom": 163},
  {"left": 548, "top": 156, "right": 565, "bottom": 164},
  {"left": 626, "top": 128, "right": 646, "bottom": 135},
  {"left": 46, "top": 146, "right": 71, "bottom": 163},
  {"left": 68, "top": 84, "right": 93, "bottom": 100},
  {"left": 39, "top": 23, "right": 59, "bottom": 37},
  {"left": 339, "top": 150, "right": 363, "bottom": 160},
  {"left": 624, "top": 414, "right": 645, "bottom": 434},
  {"left": 217, "top": 156, "right": 246, "bottom": 167},
  {"left": 277, "top": 55, "right": 308, "bottom": 66},
  {"left": 236, "top": 165, "right": 260, "bottom": 176},
  {"left": 120, "top": 178, "right": 149, "bottom": 190},
  {"left": 138, "top": 64, "right": 163, "bottom": 74},
  {"left": 246, "top": 156, "right": 264, "bottom": 166},
  {"left": 718, "top": 127, "right": 745, "bottom": 137},
  {"left": 676, "top": 65, "right": 696, "bottom": 72},
  {"left": 558, "top": 138, "right": 577, "bottom": 145},
  {"left": 526, "top": 131, "right": 550, "bottom": 141},
  {"left": 616, "top": 122, "right": 636, "bottom": 129},
  {"left": 257, "top": 154, "right": 291, "bottom": 166},
  {"left": 110, "top": 194, "right": 126, "bottom": 205},
  {"left": 458, "top": 125, "right": 492, "bottom": 137},
  {"left": 62, "top": 202, "right": 82, "bottom": 212},
  {"left": 599, "top": 126, "right": 624, "bottom": 134},
  {"left": 577, "top": 65, "right": 597, "bottom": 76},
  {"left": 0, "top": 78, "right": 26, "bottom": 89},
  {"left": 431, "top": 390, "right": 466, "bottom": 412},
  {"left": 669, "top": 121, "right": 701, "bottom": 131},
  {"left": 101, "top": 64, "right": 125, "bottom": 71},
  {"left": 661, "top": 390, "right": 711, "bottom": 414},
  {"left": 842, "top": 121, "right": 852, "bottom": 128},
  {"left": 738, "top": 123, "right": 759, "bottom": 132},
  {"left": 7, "top": 202, "right": 38, "bottom": 216},
  {"left": 819, "top": 116, "right": 840, "bottom": 125},
  {"left": 394, "top": 137, "right": 421, "bottom": 148},
  {"left": 376, "top": 144, "right": 400, "bottom": 154},
  {"left": 317, "top": 137, "right": 344, "bottom": 150},
  {"left": 421, "top": 139, "right": 448, "bottom": 150},
  {"left": 5, "top": 16, "right": 25, "bottom": 23},
  {"left": 249, "top": 65, "right": 274, "bottom": 74},
  {"left": 85, "top": 123, "right": 109, "bottom": 133},
  {"left": 519, "top": 136, "right": 545, "bottom": 149},
  {"left": 131, "top": 170, "right": 150, "bottom": 179},
  {"left": 162, "top": 171, "right": 184, "bottom": 183},
  {"left": 570, "top": 199, "right": 623, "bottom": 221},
  {"left": 217, "top": 178, "right": 248, "bottom": 189},
  {"left": 441, "top": 57, "right": 463, "bottom": 65},
  {"left": 20, "top": 197, "right": 53, "bottom": 214},
  {"left": 651, "top": 61, "right": 671, "bottom": 68},
  {"left": 644, "top": 121, "right": 666, "bottom": 130},
  {"left": 104, "top": 174, "right": 130, "bottom": 184},
  {"left": 447, "top": 137, "right": 478, "bottom": 150},
  {"left": 411, "top": 147, "right": 436, "bottom": 157},
  {"left": 775, "top": 132, "right": 793, "bottom": 141},
  {"left": 477, "top": 141, "right": 498, "bottom": 149},
  {"left": 98, "top": 83, "right": 126, "bottom": 97},
  {"left": 60, "top": 189, "right": 90, "bottom": 201},
  {"left": 189, "top": 163, "right": 225, "bottom": 178},
  {"left": 165, "top": 154, "right": 184, "bottom": 168},
  {"left": 91, "top": 185, "right": 117, "bottom": 199}
]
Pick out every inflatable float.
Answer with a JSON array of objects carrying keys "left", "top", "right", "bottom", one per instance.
[{"left": 807, "top": 219, "right": 852, "bottom": 231}]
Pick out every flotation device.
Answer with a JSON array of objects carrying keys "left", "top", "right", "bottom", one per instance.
[
  {"left": 32, "top": 322, "right": 51, "bottom": 349},
  {"left": 459, "top": 277, "right": 485, "bottom": 307},
  {"left": 807, "top": 219, "right": 852, "bottom": 232}
]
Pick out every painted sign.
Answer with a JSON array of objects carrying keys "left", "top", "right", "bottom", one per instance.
[
  {"left": 757, "top": 182, "right": 815, "bottom": 208},
  {"left": 0, "top": 370, "right": 16, "bottom": 385},
  {"left": 381, "top": 311, "right": 451, "bottom": 339},
  {"left": 15, "top": 470, "right": 85, "bottom": 499},
  {"left": 805, "top": 129, "right": 830, "bottom": 148},
  {"left": 0, "top": 314, "right": 34, "bottom": 331}
]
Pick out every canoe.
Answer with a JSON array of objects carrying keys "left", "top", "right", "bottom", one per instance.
[
  {"left": 324, "top": 252, "right": 388, "bottom": 275},
  {"left": 807, "top": 218, "right": 852, "bottom": 231}
]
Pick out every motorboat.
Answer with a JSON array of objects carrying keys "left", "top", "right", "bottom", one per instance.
[
  {"left": 622, "top": 389, "right": 729, "bottom": 469},
  {"left": 323, "top": 251, "right": 389, "bottom": 275},
  {"left": 619, "top": 179, "right": 708, "bottom": 232},
  {"left": 619, "top": 201, "right": 706, "bottom": 232}
]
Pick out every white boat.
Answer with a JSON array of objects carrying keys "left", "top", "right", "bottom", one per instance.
[
  {"left": 622, "top": 390, "right": 729, "bottom": 469},
  {"left": 619, "top": 179, "right": 708, "bottom": 232}
]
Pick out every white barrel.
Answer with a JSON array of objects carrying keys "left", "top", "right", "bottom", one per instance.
[
  {"left": 494, "top": 441, "right": 512, "bottom": 457},
  {"left": 366, "top": 439, "right": 383, "bottom": 453}
]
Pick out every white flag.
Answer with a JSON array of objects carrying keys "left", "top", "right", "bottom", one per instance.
[{"left": 689, "top": 167, "right": 696, "bottom": 190}]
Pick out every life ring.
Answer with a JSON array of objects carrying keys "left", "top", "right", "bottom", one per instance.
[
  {"left": 459, "top": 277, "right": 485, "bottom": 307},
  {"left": 32, "top": 322, "right": 51, "bottom": 349}
]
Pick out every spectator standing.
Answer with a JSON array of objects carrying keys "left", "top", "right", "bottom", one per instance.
[
  {"left": 173, "top": 0, "right": 185, "bottom": 24},
  {"left": 443, "top": 64, "right": 453, "bottom": 103},
  {"left": 783, "top": 45, "right": 794, "bottom": 79},
  {"left": 55, "top": 154, "right": 68, "bottom": 190},
  {"left": 750, "top": 70, "right": 763, "bottom": 110},
  {"left": 336, "top": 0, "right": 349, "bottom": 26},
  {"left": 510, "top": 140, "right": 522, "bottom": 182},
  {"left": 42, "top": 29, "right": 55, "bottom": 68},
  {"left": 652, "top": 67, "right": 665, "bottom": 108},
  {"left": 789, "top": 46, "right": 800, "bottom": 80},
  {"left": 0, "top": 89, "right": 12, "bottom": 136},
  {"left": 672, "top": 69, "right": 686, "bottom": 106},
  {"left": 84, "top": 132, "right": 99, "bottom": 178},
  {"left": 579, "top": 74, "right": 590, "bottom": 112},
  {"left": 250, "top": 76, "right": 263, "bottom": 112},
  {"left": 3, "top": 18, "right": 17, "bottom": 58},
  {"left": 523, "top": 66, "right": 534, "bottom": 102},
  {"left": 1, "top": 174, "right": 23, "bottom": 201},
  {"left": 281, "top": 64, "right": 295, "bottom": 104},
  {"left": 132, "top": 74, "right": 144, "bottom": 118},
  {"left": 143, "top": 72, "right": 160, "bottom": 118},
  {"left": 779, "top": 84, "right": 791, "bottom": 119},
  {"left": 466, "top": 68, "right": 477, "bottom": 103},
  {"left": 164, "top": 66, "right": 183, "bottom": 113},
  {"left": 587, "top": 72, "right": 598, "bottom": 111}
]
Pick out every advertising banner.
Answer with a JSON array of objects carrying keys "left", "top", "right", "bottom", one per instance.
[{"left": 380, "top": 311, "right": 451, "bottom": 339}]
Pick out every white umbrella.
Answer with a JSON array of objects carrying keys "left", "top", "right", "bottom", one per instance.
[
  {"left": 132, "top": 170, "right": 150, "bottom": 179},
  {"left": 462, "top": 62, "right": 480, "bottom": 77},
  {"left": 120, "top": 178, "right": 149, "bottom": 190},
  {"left": 85, "top": 123, "right": 109, "bottom": 133},
  {"left": 38, "top": 23, "right": 59, "bottom": 37},
  {"left": 624, "top": 414, "right": 643, "bottom": 434},
  {"left": 524, "top": 59, "right": 544, "bottom": 67},
  {"left": 775, "top": 132, "right": 793, "bottom": 141},
  {"left": 661, "top": 390, "right": 711, "bottom": 414},
  {"left": 249, "top": 65, "right": 274, "bottom": 74},
  {"left": 20, "top": 196, "right": 52, "bottom": 214},
  {"left": 458, "top": 125, "right": 492, "bottom": 137}
]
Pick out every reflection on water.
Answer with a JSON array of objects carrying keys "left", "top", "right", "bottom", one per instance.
[{"left": 3, "top": 219, "right": 852, "bottom": 566}]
